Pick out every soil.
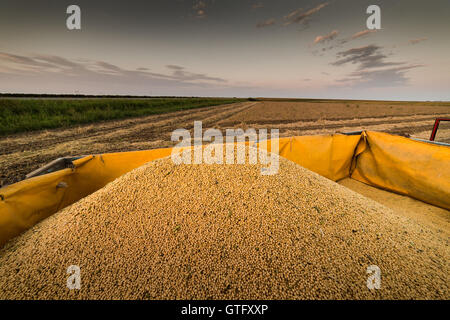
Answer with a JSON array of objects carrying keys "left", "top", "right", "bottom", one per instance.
[{"left": 0, "top": 100, "right": 449, "bottom": 186}]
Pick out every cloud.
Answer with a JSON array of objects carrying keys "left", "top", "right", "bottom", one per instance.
[
  {"left": 284, "top": 8, "right": 303, "bottom": 21},
  {"left": 409, "top": 38, "right": 427, "bottom": 45},
  {"left": 0, "top": 52, "right": 227, "bottom": 88},
  {"left": 332, "top": 45, "right": 403, "bottom": 70},
  {"left": 328, "top": 29, "right": 377, "bottom": 48},
  {"left": 95, "top": 61, "right": 123, "bottom": 73},
  {"left": 331, "top": 45, "right": 423, "bottom": 88},
  {"left": 0, "top": 52, "right": 83, "bottom": 71},
  {"left": 314, "top": 30, "right": 339, "bottom": 44},
  {"left": 251, "top": 2, "right": 264, "bottom": 9},
  {"left": 193, "top": 0, "right": 208, "bottom": 18},
  {"left": 167, "top": 65, "right": 226, "bottom": 82},
  {"left": 351, "top": 29, "right": 377, "bottom": 40},
  {"left": 166, "top": 65, "right": 185, "bottom": 70},
  {"left": 283, "top": 2, "right": 329, "bottom": 26},
  {"left": 256, "top": 18, "right": 276, "bottom": 28},
  {"left": 336, "top": 64, "right": 424, "bottom": 88}
]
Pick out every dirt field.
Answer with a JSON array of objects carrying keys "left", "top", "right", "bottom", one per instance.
[
  {"left": 1, "top": 100, "right": 449, "bottom": 186},
  {"left": 219, "top": 101, "right": 450, "bottom": 141}
]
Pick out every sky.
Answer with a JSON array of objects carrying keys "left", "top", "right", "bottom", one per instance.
[{"left": 0, "top": 0, "right": 449, "bottom": 100}]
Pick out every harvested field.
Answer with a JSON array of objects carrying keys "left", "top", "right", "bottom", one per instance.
[
  {"left": 1, "top": 99, "right": 449, "bottom": 186},
  {"left": 218, "top": 101, "right": 450, "bottom": 142},
  {"left": 0, "top": 101, "right": 256, "bottom": 185},
  {"left": 222, "top": 101, "right": 450, "bottom": 124},
  {"left": 0, "top": 153, "right": 448, "bottom": 299}
]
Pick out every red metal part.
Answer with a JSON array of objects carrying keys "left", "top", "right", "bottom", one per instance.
[{"left": 430, "top": 118, "right": 450, "bottom": 141}]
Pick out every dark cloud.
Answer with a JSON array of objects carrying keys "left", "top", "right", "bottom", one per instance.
[
  {"left": 320, "top": 29, "right": 377, "bottom": 51},
  {"left": 332, "top": 44, "right": 423, "bottom": 88},
  {"left": 315, "top": 42, "right": 342, "bottom": 53},
  {"left": 0, "top": 52, "right": 227, "bottom": 87},
  {"left": 336, "top": 64, "right": 424, "bottom": 88},
  {"left": 310, "top": 29, "right": 378, "bottom": 55},
  {"left": 256, "top": 18, "right": 276, "bottom": 28},
  {"left": 0, "top": 52, "right": 72, "bottom": 71},
  {"left": 169, "top": 66, "right": 226, "bottom": 83},
  {"left": 332, "top": 45, "right": 403, "bottom": 70},
  {"left": 166, "top": 65, "right": 185, "bottom": 70},
  {"left": 262, "top": 2, "right": 330, "bottom": 33},
  {"left": 283, "top": 2, "right": 329, "bottom": 26},
  {"left": 95, "top": 61, "right": 123, "bottom": 73},
  {"left": 38, "top": 55, "right": 83, "bottom": 68},
  {"left": 284, "top": 8, "right": 302, "bottom": 22}
]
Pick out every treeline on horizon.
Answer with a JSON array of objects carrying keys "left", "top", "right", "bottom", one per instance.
[
  {"left": 0, "top": 93, "right": 240, "bottom": 99},
  {"left": 1, "top": 93, "right": 447, "bottom": 104}
]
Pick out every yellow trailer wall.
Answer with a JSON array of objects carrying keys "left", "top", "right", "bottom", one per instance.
[
  {"left": 262, "top": 134, "right": 362, "bottom": 181},
  {"left": 0, "top": 148, "right": 174, "bottom": 247},
  {"left": 0, "top": 131, "right": 448, "bottom": 247},
  {"left": 351, "top": 131, "right": 450, "bottom": 210}
]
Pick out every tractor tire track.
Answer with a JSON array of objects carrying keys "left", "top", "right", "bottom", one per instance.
[{"left": 0, "top": 102, "right": 256, "bottom": 185}]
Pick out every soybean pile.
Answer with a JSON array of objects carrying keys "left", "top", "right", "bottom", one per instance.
[{"left": 0, "top": 154, "right": 448, "bottom": 299}]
